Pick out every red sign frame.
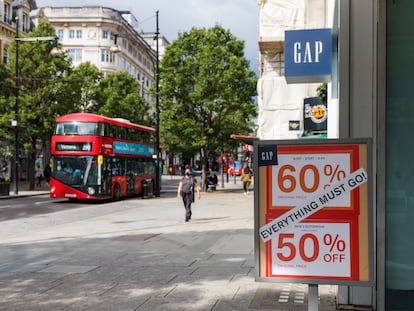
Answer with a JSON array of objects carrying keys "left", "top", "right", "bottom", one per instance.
[{"left": 254, "top": 139, "right": 373, "bottom": 286}]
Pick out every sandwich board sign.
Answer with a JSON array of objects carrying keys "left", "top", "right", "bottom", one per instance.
[{"left": 254, "top": 138, "right": 373, "bottom": 286}]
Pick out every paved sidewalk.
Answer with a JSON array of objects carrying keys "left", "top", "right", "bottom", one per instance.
[
  {"left": 0, "top": 175, "right": 338, "bottom": 310},
  {"left": 0, "top": 181, "right": 50, "bottom": 199}
]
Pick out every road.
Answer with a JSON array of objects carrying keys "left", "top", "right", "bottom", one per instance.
[
  {"left": 0, "top": 176, "right": 191, "bottom": 238},
  {"left": 0, "top": 196, "right": 82, "bottom": 221},
  {"left": 0, "top": 174, "right": 184, "bottom": 222}
]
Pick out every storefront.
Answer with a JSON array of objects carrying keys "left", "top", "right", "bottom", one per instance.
[
  {"left": 335, "top": 1, "right": 413, "bottom": 310},
  {"left": 383, "top": 1, "right": 414, "bottom": 310}
]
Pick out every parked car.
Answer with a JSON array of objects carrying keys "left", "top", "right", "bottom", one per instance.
[{"left": 228, "top": 161, "right": 243, "bottom": 176}]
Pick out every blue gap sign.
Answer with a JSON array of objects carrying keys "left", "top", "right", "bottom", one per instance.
[{"left": 285, "top": 28, "right": 332, "bottom": 84}]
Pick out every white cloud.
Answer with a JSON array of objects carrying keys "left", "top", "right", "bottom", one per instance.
[{"left": 36, "top": 0, "right": 260, "bottom": 73}]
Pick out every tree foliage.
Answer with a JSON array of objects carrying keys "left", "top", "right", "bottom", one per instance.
[
  {"left": 60, "top": 62, "right": 103, "bottom": 112},
  {"left": 93, "top": 71, "right": 151, "bottom": 126},
  {"left": 0, "top": 64, "right": 14, "bottom": 141},
  {"left": 4, "top": 20, "right": 72, "bottom": 188},
  {"left": 159, "top": 25, "right": 257, "bottom": 182},
  {"left": 0, "top": 20, "right": 151, "bottom": 189},
  {"left": 317, "top": 83, "right": 327, "bottom": 104}
]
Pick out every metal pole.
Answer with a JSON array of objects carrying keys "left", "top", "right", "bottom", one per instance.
[
  {"left": 308, "top": 284, "right": 319, "bottom": 311},
  {"left": 155, "top": 10, "right": 161, "bottom": 197},
  {"left": 226, "top": 159, "right": 229, "bottom": 183},
  {"left": 13, "top": 17, "right": 19, "bottom": 195}
]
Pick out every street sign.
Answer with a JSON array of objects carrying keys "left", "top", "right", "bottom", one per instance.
[{"left": 254, "top": 139, "right": 373, "bottom": 285}]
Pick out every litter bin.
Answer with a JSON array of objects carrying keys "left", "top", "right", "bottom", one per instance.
[
  {"left": 0, "top": 182, "right": 10, "bottom": 196},
  {"left": 142, "top": 179, "right": 153, "bottom": 199}
]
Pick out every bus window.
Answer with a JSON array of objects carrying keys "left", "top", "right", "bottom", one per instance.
[
  {"left": 103, "top": 159, "right": 112, "bottom": 195},
  {"left": 54, "top": 122, "right": 98, "bottom": 136},
  {"left": 63, "top": 124, "right": 78, "bottom": 135},
  {"left": 102, "top": 123, "right": 110, "bottom": 137},
  {"left": 86, "top": 157, "right": 99, "bottom": 184},
  {"left": 56, "top": 124, "right": 64, "bottom": 135},
  {"left": 117, "top": 126, "right": 127, "bottom": 139},
  {"left": 109, "top": 125, "right": 116, "bottom": 138},
  {"left": 143, "top": 158, "right": 155, "bottom": 175},
  {"left": 52, "top": 156, "right": 95, "bottom": 186},
  {"left": 79, "top": 123, "right": 98, "bottom": 135},
  {"left": 141, "top": 131, "right": 153, "bottom": 144},
  {"left": 97, "top": 122, "right": 104, "bottom": 136},
  {"left": 109, "top": 158, "right": 126, "bottom": 176}
]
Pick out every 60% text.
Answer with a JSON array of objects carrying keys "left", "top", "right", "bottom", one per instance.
[{"left": 278, "top": 163, "right": 347, "bottom": 193}]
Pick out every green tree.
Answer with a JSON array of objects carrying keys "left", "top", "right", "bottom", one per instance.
[
  {"left": 159, "top": 25, "right": 257, "bottom": 189},
  {"left": 0, "top": 64, "right": 14, "bottom": 142},
  {"left": 0, "top": 64, "right": 14, "bottom": 164},
  {"left": 59, "top": 62, "right": 103, "bottom": 112},
  {"left": 6, "top": 20, "right": 72, "bottom": 189},
  {"left": 317, "top": 83, "right": 327, "bottom": 104},
  {"left": 94, "top": 71, "right": 151, "bottom": 125}
]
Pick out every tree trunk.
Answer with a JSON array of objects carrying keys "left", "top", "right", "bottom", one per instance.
[
  {"left": 200, "top": 147, "right": 209, "bottom": 192},
  {"left": 28, "top": 139, "right": 37, "bottom": 190}
]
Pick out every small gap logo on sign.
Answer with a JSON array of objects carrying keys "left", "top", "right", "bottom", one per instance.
[{"left": 258, "top": 145, "right": 278, "bottom": 167}]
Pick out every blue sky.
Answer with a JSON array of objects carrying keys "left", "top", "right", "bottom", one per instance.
[{"left": 36, "top": 0, "right": 260, "bottom": 73}]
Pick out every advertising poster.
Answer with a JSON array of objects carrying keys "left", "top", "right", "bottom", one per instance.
[{"left": 254, "top": 139, "right": 373, "bottom": 285}]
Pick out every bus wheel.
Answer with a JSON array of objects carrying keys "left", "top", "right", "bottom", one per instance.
[{"left": 113, "top": 184, "right": 121, "bottom": 201}]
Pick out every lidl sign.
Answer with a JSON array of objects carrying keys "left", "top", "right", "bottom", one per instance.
[{"left": 285, "top": 28, "right": 332, "bottom": 84}]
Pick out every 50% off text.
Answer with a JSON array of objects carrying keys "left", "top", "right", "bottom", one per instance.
[{"left": 276, "top": 232, "right": 347, "bottom": 264}]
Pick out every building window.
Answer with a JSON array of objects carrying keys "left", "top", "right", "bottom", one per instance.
[
  {"left": 4, "top": 3, "right": 10, "bottom": 23},
  {"left": 69, "top": 30, "right": 82, "bottom": 39},
  {"left": 100, "top": 49, "right": 115, "bottom": 63},
  {"left": 57, "top": 29, "right": 64, "bottom": 39},
  {"left": 3, "top": 45, "right": 9, "bottom": 64},
  {"left": 68, "top": 49, "right": 82, "bottom": 62},
  {"left": 22, "top": 14, "right": 28, "bottom": 32},
  {"left": 102, "top": 30, "right": 109, "bottom": 39},
  {"left": 119, "top": 56, "right": 125, "bottom": 68}
]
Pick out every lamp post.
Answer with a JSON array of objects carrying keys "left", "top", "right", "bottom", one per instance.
[
  {"left": 155, "top": 10, "right": 161, "bottom": 197},
  {"left": 13, "top": 17, "right": 60, "bottom": 194},
  {"left": 13, "top": 18, "right": 19, "bottom": 195}
]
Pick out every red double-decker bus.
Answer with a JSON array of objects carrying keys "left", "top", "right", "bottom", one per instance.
[{"left": 49, "top": 113, "right": 156, "bottom": 200}]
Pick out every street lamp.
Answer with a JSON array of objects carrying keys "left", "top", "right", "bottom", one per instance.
[
  {"left": 109, "top": 34, "right": 121, "bottom": 53},
  {"left": 13, "top": 17, "right": 61, "bottom": 194},
  {"left": 155, "top": 10, "right": 160, "bottom": 197}
]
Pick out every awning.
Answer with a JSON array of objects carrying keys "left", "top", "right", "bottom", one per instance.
[{"left": 230, "top": 134, "right": 260, "bottom": 145}]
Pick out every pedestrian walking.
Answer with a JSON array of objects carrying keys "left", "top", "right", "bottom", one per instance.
[
  {"left": 35, "top": 165, "right": 43, "bottom": 187},
  {"left": 43, "top": 162, "right": 51, "bottom": 185},
  {"left": 177, "top": 168, "right": 201, "bottom": 222},
  {"left": 241, "top": 165, "right": 252, "bottom": 195},
  {"left": 0, "top": 160, "right": 8, "bottom": 182}
]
